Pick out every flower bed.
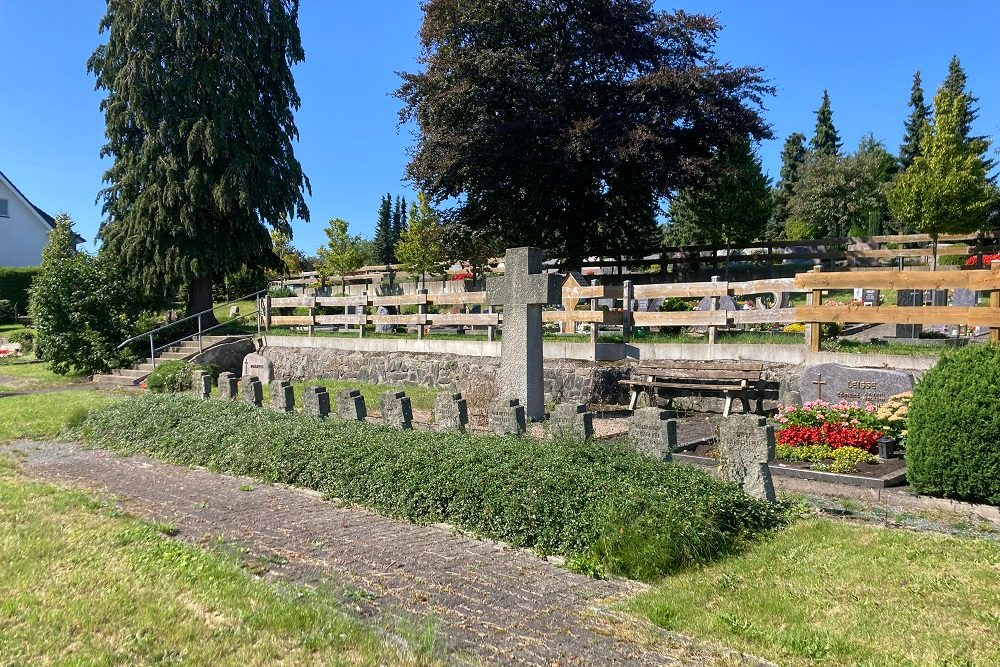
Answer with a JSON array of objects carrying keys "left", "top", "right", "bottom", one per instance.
[{"left": 964, "top": 253, "right": 1000, "bottom": 267}]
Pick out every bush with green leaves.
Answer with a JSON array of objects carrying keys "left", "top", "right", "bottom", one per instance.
[
  {"left": 6, "top": 329, "right": 34, "bottom": 353},
  {"left": 0, "top": 299, "right": 13, "bottom": 321},
  {"left": 906, "top": 344, "right": 1000, "bottom": 505},
  {"left": 145, "top": 360, "right": 218, "bottom": 393},
  {"left": 79, "top": 394, "right": 786, "bottom": 580},
  {"left": 0, "top": 266, "right": 39, "bottom": 314}
]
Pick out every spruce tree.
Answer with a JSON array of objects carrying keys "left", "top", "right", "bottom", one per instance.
[
  {"left": 899, "top": 71, "right": 930, "bottom": 170},
  {"left": 372, "top": 193, "right": 394, "bottom": 265},
  {"left": 88, "top": 0, "right": 310, "bottom": 322},
  {"left": 810, "top": 90, "right": 842, "bottom": 157},
  {"left": 768, "top": 132, "right": 808, "bottom": 237},
  {"left": 942, "top": 55, "right": 978, "bottom": 141},
  {"left": 392, "top": 196, "right": 408, "bottom": 254}
]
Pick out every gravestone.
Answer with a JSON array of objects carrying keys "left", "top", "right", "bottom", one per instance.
[
  {"left": 241, "top": 353, "right": 274, "bottom": 385},
  {"left": 627, "top": 408, "right": 676, "bottom": 461},
  {"left": 800, "top": 363, "right": 914, "bottom": 406},
  {"left": 375, "top": 306, "right": 393, "bottom": 333},
  {"left": 271, "top": 380, "right": 295, "bottom": 413},
  {"left": 191, "top": 370, "right": 211, "bottom": 400},
  {"left": 489, "top": 399, "right": 527, "bottom": 436},
  {"left": 952, "top": 288, "right": 978, "bottom": 307},
  {"left": 548, "top": 403, "right": 593, "bottom": 440},
  {"left": 302, "top": 386, "right": 331, "bottom": 418},
  {"left": 925, "top": 289, "right": 948, "bottom": 306},
  {"left": 895, "top": 289, "right": 922, "bottom": 338},
  {"left": 434, "top": 392, "right": 469, "bottom": 432},
  {"left": 336, "top": 389, "right": 367, "bottom": 421},
  {"left": 718, "top": 415, "right": 776, "bottom": 502},
  {"left": 229, "top": 305, "right": 240, "bottom": 318},
  {"left": 486, "top": 247, "right": 561, "bottom": 421},
  {"left": 695, "top": 295, "right": 738, "bottom": 312},
  {"left": 217, "top": 372, "right": 238, "bottom": 400},
  {"left": 239, "top": 376, "right": 263, "bottom": 407},
  {"left": 380, "top": 390, "right": 413, "bottom": 430},
  {"left": 861, "top": 289, "right": 880, "bottom": 306}
]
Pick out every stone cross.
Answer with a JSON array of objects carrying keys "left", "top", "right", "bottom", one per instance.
[
  {"left": 628, "top": 407, "right": 676, "bottom": 461},
  {"left": 336, "top": 389, "right": 367, "bottom": 421},
  {"left": 302, "top": 386, "right": 331, "bottom": 418},
  {"left": 486, "top": 247, "right": 561, "bottom": 421},
  {"left": 271, "top": 380, "right": 295, "bottom": 413},
  {"left": 191, "top": 370, "right": 211, "bottom": 400},
  {"left": 380, "top": 390, "right": 413, "bottom": 430},
  {"left": 548, "top": 403, "right": 594, "bottom": 440},
  {"left": 217, "top": 372, "right": 238, "bottom": 400},
  {"left": 435, "top": 392, "right": 469, "bottom": 432},
  {"left": 488, "top": 399, "right": 527, "bottom": 436},
  {"left": 717, "top": 415, "right": 776, "bottom": 502},
  {"left": 239, "top": 376, "right": 263, "bottom": 408}
]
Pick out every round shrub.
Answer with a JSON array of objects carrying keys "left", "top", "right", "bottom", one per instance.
[
  {"left": 7, "top": 329, "right": 35, "bottom": 354},
  {"left": 906, "top": 344, "right": 1000, "bottom": 505},
  {"left": 145, "top": 360, "right": 217, "bottom": 393}
]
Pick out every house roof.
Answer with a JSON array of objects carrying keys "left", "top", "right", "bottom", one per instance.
[{"left": 0, "top": 168, "right": 86, "bottom": 245}]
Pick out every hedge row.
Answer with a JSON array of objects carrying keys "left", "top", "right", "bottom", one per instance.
[
  {"left": 80, "top": 395, "right": 786, "bottom": 580},
  {"left": 0, "top": 266, "right": 39, "bottom": 314}
]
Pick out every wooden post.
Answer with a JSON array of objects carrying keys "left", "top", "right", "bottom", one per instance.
[
  {"left": 263, "top": 293, "right": 272, "bottom": 334},
  {"left": 417, "top": 288, "right": 428, "bottom": 340},
  {"left": 808, "top": 266, "right": 823, "bottom": 352},
  {"left": 622, "top": 279, "right": 633, "bottom": 344},
  {"left": 708, "top": 276, "right": 719, "bottom": 346},
  {"left": 487, "top": 305, "right": 496, "bottom": 342},
  {"left": 590, "top": 279, "right": 599, "bottom": 360},
  {"left": 991, "top": 261, "right": 1000, "bottom": 343},
  {"left": 359, "top": 292, "right": 367, "bottom": 338}
]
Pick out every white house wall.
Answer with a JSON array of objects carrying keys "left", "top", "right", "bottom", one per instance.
[{"left": 0, "top": 179, "right": 51, "bottom": 267}]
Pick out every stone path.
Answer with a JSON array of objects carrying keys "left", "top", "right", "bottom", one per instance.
[{"left": 8, "top": 441, "right": 760, "bottom": 667}]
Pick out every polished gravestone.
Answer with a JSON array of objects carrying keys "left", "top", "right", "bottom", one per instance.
[{"left": 800, "top": 363, "right": 914, "bottom": 406}]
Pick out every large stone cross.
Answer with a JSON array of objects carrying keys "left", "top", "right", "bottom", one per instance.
[{"left": 486, "top": 247, "right": 562, "bottom": 421}]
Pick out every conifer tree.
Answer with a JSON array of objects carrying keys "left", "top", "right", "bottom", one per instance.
[
  {"left": 392, "top": 196, "right": 408, "bottom": 252},
  {"left": 810, "top": 90, "right": 842, "bottom": 157},
  {"left": 768, "top": 132, "right": 808, "bottom": 237},
  {"left": 88, "top": 0, "right": 310, "bottom": 322},
  {"left": 372, "top": 193, "right": 394, "bottom": 265},
  {"left": 942, "top": 55, "right": 978, "bottom": 141},
  {"left": 396, "top": 193, "right": 446, "bottom": 289},
  {"left": 899, "top": 71, "right": 930, "bottom": 170}
]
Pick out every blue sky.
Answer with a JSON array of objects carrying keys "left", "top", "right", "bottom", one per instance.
[{"left": 1, "top": 1, "right": 997, "bottom": 256}]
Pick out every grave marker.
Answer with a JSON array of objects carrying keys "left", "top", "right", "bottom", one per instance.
[
  {"left": 271, "top": 380, "right": 295, "bottom": 413},
  {"left": 718, "top": 415, "right": 776, "bottom": 502},
  {"left": 336, "top": 389, "right": 367, "bottom": 421},
  {"left": 380, "top": 390, "right": 413, "bottom": 430},
  {"left": 191, "top": 370, "right": 211, "bottom": 400},
  {"left": 434, "top": 392, "right": 468, "bottom": 432},
  {"left": 486, "top": 247, "right": 561, "bottom": 421},
  {"left": 239, "top": 376, "right": 263, "bottom": 407},
  {"left": 302, "top": 386, "right": 331, "bottom": 418},
  {"left": 217, "top": 372, "right": 238, "bottom": 400},
  {"left": 241, "top": 353, "right": 274, "bottom": 384},
  {"left": 800, "top": 363, "right": 913, "bottom": 406},
  {"left": 489, "top": 399, "right": 527, "bottom": 436},
  {"left": 548, "top": 403, "right": 593, "bottom": 440},
  {"left": 627, "top": 408, "right": 676, "bottom": 460}
]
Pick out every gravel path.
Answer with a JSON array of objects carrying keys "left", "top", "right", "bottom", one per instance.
[{"left": 7, "top": 440, "right": 762, "bottom": 667}]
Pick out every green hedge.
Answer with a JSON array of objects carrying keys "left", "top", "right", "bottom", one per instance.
[
  {"left": 906, "top": 344, "right": 1000, "bottom": 505},
  {"left": 0, "top": 267, "right": 39, "bottom": 315},
  {"left": 80, "top": 395, "right": 785, "bottom": 580}
]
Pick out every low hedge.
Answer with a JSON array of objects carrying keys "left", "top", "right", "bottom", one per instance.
[
  {"left": 0, "top": 266, "right": 39, "bottom": 314},
  {"left": 906, "top": 344, "right": 1000, "bottom": 505},
  {"left": 145, "top": 360, "right": 218, "bottom": 393},
  {"left": 79, "top": 395, "right": 785, "bottom": 580}
]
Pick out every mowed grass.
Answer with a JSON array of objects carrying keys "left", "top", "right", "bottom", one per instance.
[
  {"left": 0, "top": 390, "right": 119, "bottom": 442},
  {"left": 0, "top": 357, "right": 89, "bottom": 390},
  {"left": 0, "top": 458, "right": 439, "bottom": 665},
  {"left": 631, "top": 517, "right": 1000, "bottom": 667},
  {"left": 262, "top": 378, "right": 441, "bottom": 413}
]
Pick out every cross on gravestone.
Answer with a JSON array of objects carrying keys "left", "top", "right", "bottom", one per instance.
[
  {"left": 717, "top": 415, "right": 776, "bottom": 502},
  {"left": 380, "top": 391, "right": 413, "bottom": 430},
  {"left": 489, "top": 399, "right": 527, "bottom": 436},
  {"left": 434, "top": 392, "right": 469, "bottom": 432},
  {"left": 191, "top": 370, "right": 211, "bottom": 400},
  {"left": 217, "top": 372, "right": 238, "bottom": 400},
  {"left": 548, "top": 403, "right": 594, "bottom": 440},
  {"left": 486, "top": 247, "right": 562, "bottom": 421},
  {"left": 812, "top": 374, "right": 827, "bottom": 401},
  {"left": 271, "top": 380, "right": 295, "bottom": 413},
  {"left": 335, "top": 389, "right": 367, "bottom": 421},
  {"left": 302, "top": 386, "right": 331, "bottom": 418},
  {"left": 627, "top": 408, "right": 676, "bottom": 461},
  {"left": 239, "top": 376, "right": 263, "bottom": 408}
]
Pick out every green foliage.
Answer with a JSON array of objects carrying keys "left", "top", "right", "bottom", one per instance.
[
  {"left": 396, "top": 0, "right": 773, "bottom": 264},
  {"left": 899, "top": 70, "right": 930, "bottom": 170},
  {"left": 395, "top": 193, "right": 448, "bottom": 288},
  {"left": 316, "top": 219, "right": 366, "bottom": 291},
  {"left": 88, "top": 0, "right": 310, "bottom": 313},
  {"left": 810, "top": 90, "right": 842, "bottom": 157},
  {"left": 0, "top": 300, "right": 12, "bottom": 321},
  {"left": 774, "top": 445, "right": 877, "bottom": 474},
  {"left": 655, "top": 297, "right": 695, "bottom": 335},
  {"left": 28, "top": 215, "right": 139, "bottom": 375},
  {"left": 0, "top": 267, "right": 38, "bottom": 316},
  {"left": 80, "top": 395, "right": 786, "bottom": 580},
  {"left": 372, "top": 193, "right": 396, "bottom": 265},
  {"left": 269, "top": 230, "right": 303, "bottom": 280},
  {"left": 145, "top": 360, "right": 217, "bottom": 394},
  {"left": 6, "top": 329, "right": 34, "bottom": 353},
  {"left": 769, "top": 133, "right": 808, "bottom": 238},
  {"left": 906, "top": 345, "right": 1000, "bottom": 505}
]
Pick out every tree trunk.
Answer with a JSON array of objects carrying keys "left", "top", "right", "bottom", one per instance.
[
  {"left": 187, "top": 274, "right": 218, "bottom": 327},
  {"left": 932, "top": 236, "right": 938, "bottom": 272}
]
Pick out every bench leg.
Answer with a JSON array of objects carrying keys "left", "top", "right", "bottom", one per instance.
[
  {"left": 741, "top": 394, "right": 751, "bottom": 414},
  {"left": 628, "top": 389, "right": 640, "bottom": 411},
  {"left": 723, "top": 394, "right": 733, "bottom": 418}
]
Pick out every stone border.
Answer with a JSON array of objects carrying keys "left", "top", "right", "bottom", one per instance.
[{"left": 672, "top": 452, "right": 908, "bottom": 490}]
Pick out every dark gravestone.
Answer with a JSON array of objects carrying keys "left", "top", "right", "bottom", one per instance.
[
  {"left": 241, "top": 353, "right": 274, "bottom": 385},
  {"left": 239, "top": 376, "right": 263, "bottom": 408},
  {"left": 800, "top": 363, "right": 914, "bottom": 406},
  {"left": 952, "top": 288, "right": 978, "bottom": 307},
  {"left": 627, "top": 408, "right": 676, "bottom": 461},
  {"left": 217, "top": 372, "right": 238, "bottom": 400},
  {"left": 926, "top": 289, "right": 948, "bottom": 306},
  {"left": 191, "top": 370, "right": 211, "bottom": 400},
  {"left": 548, "top": 403, "right": 594, "bottom": 440},
  {"left": 375, "top": 306, "right": 393, "bottom": 333},
  {"left": 302, "top": 386, "right": 331, "bottom": 418},
  {"left": 895, "top": 290, "right": 922, "bottom": 338},
  {"left": 271, "top": 380, "right": 295, "bottom": 413},
  {"left": 489, "top": 399, "right": 527, "bottom": 436},
  {"left": 695, "top": 295, "right": 738, "bottom": 312},
  {"left": 380, "top": 390, "right": 413, "bottom": 430},
  {"left": 718, "top": 415, "right": 776, "bottom": 502},
  {"left": 861, "top": 289, "right": 880, "bottom": 306},
  {"left": 434, "top": 392, "right": 469, "bottom": 432},
  {"left": 336, "top": 389, "right": 367, "bottom": 421}
]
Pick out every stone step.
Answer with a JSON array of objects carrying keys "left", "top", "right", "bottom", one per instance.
[
  {"left": 93, "top": 374, "right": 140, "bottom": 386},
  {"left": 114, "top": 369, "right": 149, "bottom": 379},
  {"left": 158, "top": 351, "right": 194, "bottom": 360}
]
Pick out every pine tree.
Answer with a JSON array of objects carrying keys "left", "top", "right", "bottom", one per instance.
[
  {"left": 88, "top": 0, "right": 310, "bottom": 322},
  {"left": 392, "top": 196, "right": 408, "bottom": 254},
  {"left": 372, "top": 193, "right": 394, "bottom": 265},
  {"left": 768, "top": 132, "right": 808, "bottom": 237},
  {"left": 899, "top": 71, "right": 930, "bottom": 170},
  {"left": 810, "top": 90, "right": 842, "bottom": 157},
  {"left": 942, "top": 55, "right": 978, "bottom": 141}
]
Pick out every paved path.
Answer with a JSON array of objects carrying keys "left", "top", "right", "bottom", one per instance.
[{"left": 9, "top": 441, "right": 760, "bottom": 667}]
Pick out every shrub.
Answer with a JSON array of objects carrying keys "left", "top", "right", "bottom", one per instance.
[
  {"left": 906, "top": 344, "right": 1000, "bottom": 504},
  {"left": 0, "top": 299, "right": 12, "bottom": 321},
  {"left": 7, "top": 329, "right": 35, "bottom": 353},
  {"left": 0, "top": 266, "right": 40, "bottom": 314},
  {"left": 656, "top": 297, "right": 695, "bottom": 335},
  {"left": 79, "top": 395, "right": 787, "bottom": 580},
  {"left": 145, "top": 360, "right": 218, "bottom": 393}
]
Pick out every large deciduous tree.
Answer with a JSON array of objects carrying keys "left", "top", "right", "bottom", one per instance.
[
  {"left": 396, "top": 1, "right": 773, "bottom": 264},
  {"left": 88, "top": 0, "right": 310, "bottom": 322}
]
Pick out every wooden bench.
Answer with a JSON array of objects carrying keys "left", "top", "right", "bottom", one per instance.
[{"left": 619, "top": 360, "right": 765, "bottom": 417}]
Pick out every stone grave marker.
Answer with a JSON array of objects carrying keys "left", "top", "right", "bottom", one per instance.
[
  {"left": 302, "top": 386, "right": 331, "bottom": 418},
  {"left": 375, "top": 306, "right": 393, "bottom": 333},
  {"left": 895, "top": 289, "right": 922, "bottom": 338},
  {"left": 271, "top": 380, "right": 295, "bottom": 413},
  {"left": 239, "top": 376, "right": 263, "bottom": 407},
  {"left": 695, "top": 295, "right": 738, "bottom": 312},
  {"left": 627, "top": 407, "right": 676, "bottom": 461},
  {"left": 952, "top": 288, "right": 978, "bottom": 307},
  {"left": 336, "top": 389, "right": 367, "bottom": 421},
  {"left": 217, "top": 372, "right": 238, "bottom": 400},
  {"left": 380, "top": 390, "right": 413, "bottom": 430},
  {"left": 434, "top": 392, "right": 468, "bottom": 432},
  {"left": 800, "top": 363, "right": 913, "bottom": 406},
  {"left": 486, "top": 247, "right": 561, "bottom": 421},
  {"left": 489, "top": 399, "right": 527, "bottom": 436},
  {"left": 861, "top": 289, "right": 880, "bottom": 306},
  {"left": 241, "top": 353, "right": 274, "bottom": 385},
  {"left": 718, "top": 415, "right": 776, "bottom": 502},
  {"left": 548, "top": 403, "right": 593, "bottom": 440},
  {"left": 191, "top": 369, "right": 211, "bottom": 400}
]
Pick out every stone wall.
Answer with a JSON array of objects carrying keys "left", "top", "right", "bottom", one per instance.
[{"left": 191, "top": 339, "right": 256, "bottom": 374}]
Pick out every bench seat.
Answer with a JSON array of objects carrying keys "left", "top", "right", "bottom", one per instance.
[{"left": 620, "top": 361, "right": 765, "bottom": 417}]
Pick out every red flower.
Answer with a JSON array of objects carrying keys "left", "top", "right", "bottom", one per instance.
[
  {"left": 965, "top": 253, "right": 1000, "bottom": 267},
  {"left": 777, "top": 424, "right": 881, "bottom": 453}
]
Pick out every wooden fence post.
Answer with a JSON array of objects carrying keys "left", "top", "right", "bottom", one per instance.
[
  {"left": 808, "top": 266, "right": 823, "bottom": 353},
  {"left": 708, "top": 276, "right": 720, "bottom": 346},
  {"left": 263, "top": 293, "right": 271, "bottom": 334},
  {"left": 417, "top": 288, "right": 428, "bottom": 340},
  {"left": 359, "top": 292, "right": 367, "bottom": 339},
  {"left": 622, "top": 280, "right": 633, "bottom": 344},
  {"left": 991, "top": 261, "right": 1000, "bottom": 343}
]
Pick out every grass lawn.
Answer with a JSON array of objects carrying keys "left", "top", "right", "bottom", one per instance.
[
  {"left": 0, "top": 357, "right": 89, "bottom": 391},
  {"left": 631, "top": 517, "right": 1000, "bottom": 667},
  {"left": 0, "top": 322, "right": 28, "bottom": 337},
  {"left": 262, "top": 379, "right": 441, "bottom": 413},
  {"left": 823, "top": 339, "right": 949, "bottom": 356},
  {"left": 0, "top": 457, "right": 439, "bottom": 665},
  {"left": 0, "top": 391, "right": 120, "bottom": 442}
]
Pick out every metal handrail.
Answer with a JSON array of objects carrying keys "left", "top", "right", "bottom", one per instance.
[{"left": 117, "top": 289, "right": 267, "bottom": 368}]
